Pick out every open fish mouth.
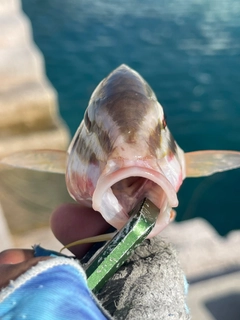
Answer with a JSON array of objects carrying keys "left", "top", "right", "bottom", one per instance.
[{"left": 92, "top": 166, "right": 178, "bottom": 237}]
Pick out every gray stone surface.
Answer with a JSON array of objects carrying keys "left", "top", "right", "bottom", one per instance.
[
  {"left": 188, "top": 273, "right": 240, "bottom": 320},
  {"left": 162, "top": 219, "right": 240, "bottom": 320},
  {"left": 161, "top": 218, "right": 240, "bottom": 279}
]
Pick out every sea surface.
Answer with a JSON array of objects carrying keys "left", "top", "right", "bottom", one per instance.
[{"left": 22, "top": 0, "right": 240, "bottom": 235}]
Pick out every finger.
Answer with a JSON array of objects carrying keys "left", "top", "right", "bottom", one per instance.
[
  {"left": 0, "top": 249, "right": 34, "bottom": 265},
  {"left": 50, "top": 203, "right": 110, "bottom": 258},
  {"left": 0, "top": 256, "right": 50, "bottom": 289}
]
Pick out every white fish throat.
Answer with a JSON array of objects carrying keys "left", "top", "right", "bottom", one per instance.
[{"left": 66, "top": 64, "right": 186, "bottom": 237}]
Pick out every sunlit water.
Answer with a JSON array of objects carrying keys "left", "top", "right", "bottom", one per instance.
[{"left": 22, "top": 0, "right": 240, "bottom": 235}]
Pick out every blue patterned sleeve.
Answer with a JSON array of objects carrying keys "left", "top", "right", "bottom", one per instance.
[{"left": 0, "top": 251, "right": 110, "bottom": 320}]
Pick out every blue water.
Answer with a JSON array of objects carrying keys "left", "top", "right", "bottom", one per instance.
[{"left": 22, "top": 0, "right": 240, "bottom": 235}]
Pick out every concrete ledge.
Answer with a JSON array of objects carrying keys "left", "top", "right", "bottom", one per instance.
[
  {"left": 0, "top": 13, "right": 31, "bottom": 48},
  {"left": 162, "top": 218, "right": 240, "bottom": 279},
  {"left": 0, "top": 45, "right": 45, "bottom": 90},
  {"left": 162, "top": 218, "right": 240, "bottom": 320},
  {"left": 0, "top": 81, "right": 60, "bottom": 132},
  {"left": 0, "top": 0, "right": 20, "bottom": 14},
  {"left": 0, "top": 0, "right": 71, "bottom": 243},
  {"left": 188, "top": 272, "right": 240, "bottom": 320},
  {"left": 0, "top": 0, "right": 70, "bottom": 157}
]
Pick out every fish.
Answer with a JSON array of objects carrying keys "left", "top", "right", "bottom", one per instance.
[{"left": 1, "top": 64, "right": 240, "bottom": 239}]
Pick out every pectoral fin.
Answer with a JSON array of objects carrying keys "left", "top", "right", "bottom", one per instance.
[
  {"left": 185, "top": 150, "right": 240, "bottom": 177},
  {"left": 0, "top": 150, "right": 67, "bottom": 174}
]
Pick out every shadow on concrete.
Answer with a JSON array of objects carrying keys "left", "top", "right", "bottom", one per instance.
[
  {"left": 188, "top": 266, "right": 240, "bottom": 285},
  {"left": 205, "top": 293, "right": 240, "bottom": 320}
]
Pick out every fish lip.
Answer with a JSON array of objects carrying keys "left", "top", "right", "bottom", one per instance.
[{"left": 92, "top": 166, "right": 178, "bottom": 230}]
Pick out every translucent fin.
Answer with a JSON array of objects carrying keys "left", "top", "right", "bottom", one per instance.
[
  {"left": 0, "top": 167, "right": 73, "bottom": 234},
  {"left": 60, "top": 232, "right": 116, "bottom": 253},
  {"left": 185, "top": 150, "right": 240, "bottom": 177},
  {"left": 0, "top": 150, "right": 67, "bottom": 174}
]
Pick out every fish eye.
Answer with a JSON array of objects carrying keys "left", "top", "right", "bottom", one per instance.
[{"left": 84, "top": 111, "right": 92, "bottom": 132}]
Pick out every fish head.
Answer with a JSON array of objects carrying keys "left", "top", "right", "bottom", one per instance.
[{"left": 66, "top": 65, "right": 185, "bottom": 237}]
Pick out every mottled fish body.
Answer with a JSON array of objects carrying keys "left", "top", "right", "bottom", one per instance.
[
  {"left": 1, "top": 65, "right": 240, "bottom": 240},
  {"left": 66, "top": 65, "right": 185, "bottom": 237}
]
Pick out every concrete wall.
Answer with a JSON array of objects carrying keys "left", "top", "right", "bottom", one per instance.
[
  {"left": 0, "top": 0, "right": 70, "bottom": 157},
  {"left": 0, "top": 0, "right": 71, "bottom": 247}
]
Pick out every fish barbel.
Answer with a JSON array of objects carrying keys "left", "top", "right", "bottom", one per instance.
[{"left": 1, "top": 65, "right": 240, "bottom": 239}]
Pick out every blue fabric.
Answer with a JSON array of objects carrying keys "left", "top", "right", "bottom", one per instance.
[
  {"left": 33, "top": 245, "right": 72, "bottom": 258},
  {"left": 33, "top": 245, "right": 70, "bottom": 258},
  {"left": 0, "top": 258, "right": 108, "bottom": 320},
  {"left": 183, "top": 275, "right": 190, "bottom": 315}
]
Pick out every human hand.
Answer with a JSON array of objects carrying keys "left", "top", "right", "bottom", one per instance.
[
  {"left": 0, "top": 203, "right": 110, "bottom": 290},
  {"left": 0, "top": 204, "right": 190, "bottom": 320}
]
